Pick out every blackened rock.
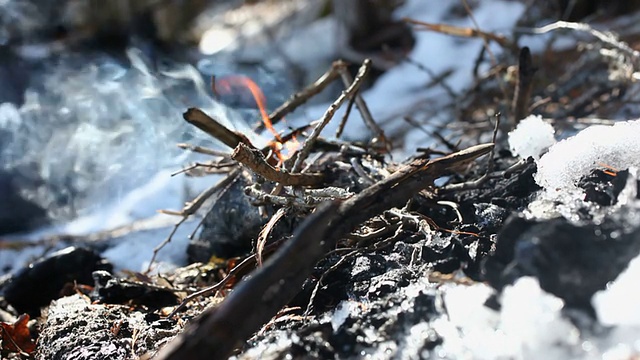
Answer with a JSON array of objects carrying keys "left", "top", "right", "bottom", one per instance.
[
  {"left": 450, "top": 159, "right": 540, "bottom": 231},
  {"left": 0, "top": 247, "right": 112, "bottom": 316},
  {"left": 187, "top": 173, "right": 266, "bottom": 262},
  {"left": 483, "top": 215, "right": 640, "bottom": 311},
  {"left": 455, "top": 159, "right": 540, "bottom": 211},
  {"left": 579, "top": 169, "right": 628, "bottom": 206},
  {"left": 91, "top": 270, "right": 178, "bottom": 308},
  {"left": 36, "top": 294, "right": 180, "bottom": 360}
]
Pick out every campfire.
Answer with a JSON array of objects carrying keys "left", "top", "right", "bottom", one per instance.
[{"left": 2, "top": 1, "right": 640, "bottom": 359}]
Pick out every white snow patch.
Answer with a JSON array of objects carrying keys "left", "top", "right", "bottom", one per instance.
[
  {"left": 535, "top": 119, "right": 640, "bottom": 193},
  {"left": 435, "top": 278, "right": 579, "bottom": 360},
  {"left": 593, "top": 253, "right": 640, "bottom": 326},
  {"left": 508, "top": 115, "right": 556, "bottom": 160},
  {"left": 330, "top": 300, "right": 360, "bottom": 332},
  {"left": 499, "top": 277, "right": 579, "bottom": 359}
]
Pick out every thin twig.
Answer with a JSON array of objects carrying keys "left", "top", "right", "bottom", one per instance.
[
  {"left": 402, "top": 56, "right": 458, "bottom": 98},
  {"left": 160, "top": 168, "right": 241, "bottom": 217},
  {"left": 292, "top": 60, "right": 371, "bottom": 173},
  {"left": 170, "top": 161, "right": 236, "bottom": 177},
  {"left": 166, "top": 231, "right": 302, "bottom": 319},
  {"left": 245, "top": 185, "right": 330, "bottom": 208},
  {"left": 403, "top": 17, "right": 515, "bottom": 50},
  {"left": 232, "top": 143, "right": 325, "bottom": 186},
  {"left": 255, "top": 61, "right": 346, "bottom": 131},
  {"left": 402, "top": 116, "right": 459, "bottom": 152},
  {"left": 438, "top": 114, "right": 500, "bottom": 193},
  {"left": 149, "top": 169, "right": 242, "bottom": 273},
  {"left": 336, "top": 60, "right": 387, "bottom": 147},
  {"left": 145, "top": 217, "right": 187, "bottom": 274},
  {"left": 525, "top": 21, "right": 640, "bottom": 65},
  {"left": 462, "top": 0, "right": 499, "bottom": 66},
  {"left": 350, "top": 158, "right": 376, "bottom": 186},
  {"left": 176, "top": 143, "right": 230, "bottom": 157},
  {"left": 335, "top": 88, "right": 358, "bottom": 138},
  {"left": 295, "top": 187, "right": 353, "bottom": 199},
  {"left": 256, "top": 208, "right": 286, "bottom": 267},
  {"left": 486, "top": 113, "right": 500, "bottom": 175}
]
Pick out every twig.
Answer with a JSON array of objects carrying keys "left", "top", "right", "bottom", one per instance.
[
  {"left": 350, "top": 158, "right": 376, "bottom": 186},
  {"left": 401, "top": 56, "right": 458, "bottom": 98},
  {"left": 148, "top": 169, "right": 241, "bottom": 273},
  {"left": 170, "top": 161, "right": 236, "bottom": 177},
  {"left": 512, "top": 47, "right": 537, "bottom": 124},
  {"left": 183, "top": 108, "right": 254, "bottom": 149},
  {"left": 336, "top": 60, "right": 388, "bottom": 147},
  {"left": 347, "top": 221, "right": 400, "bottom": 246},
  {"left": 403, "top": 18, "right": 515, "bottom": 50},
  {"left": 503, "top": 157, "right": 531, "bottom": 178},
  {"left": 525, "top": 21, "right": 640, "bottom": 65},
  {"left": 312, "top": 138, "right": 371, "bottom": 157},
  {"left": 438, "top": 114, "right": 500, "bottom": 193},
  {"left": 277, "top": 123, "right": 313, "bottom": 145},
  {"left": 176, "top": 143, "right": 230, "bottom": 157},
  {"left": 292, "top": 60, "right": 371, "bottom": 173},
  {"left": 335, "top": 88, "right": 358, "bottom": 138},
  {"left": 156, "top": 202, "right": 341, "bottom": 360},
  {"left": 402, "top": 116, "right": 459, "bottom": 152},
  {"left": 232, "top": 143, "right": 325, "bottom": 186},
  {"left": 256, "top": 208, "right": 286, "bottom": 267},
  {"left": 160, "top": 168, "right": 241, "bottom": 217},
  {"left": 167, "top": 252, "right": 260, "bottom": 318},
  {"left": 255, "top": 61, "right": 346, "bottom": 131},
  {"left": 245, "top": 185, "right": 331, "bottom": 208},
  {"left": 295, "top": 187, "right": 353, "bottom": 199},
  {"left": 145, "top": 217, "right": 187, "bottom": 274},
  {"left": 486, "top": 113, "right": 500, "bottom": 175},
  {"left": 462, "top": 0, "right": 499, "bottom": 66}
]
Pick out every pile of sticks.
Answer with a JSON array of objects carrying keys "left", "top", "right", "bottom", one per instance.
[{"left": 145, "top": 57, "right": 495, "bottom": 360}]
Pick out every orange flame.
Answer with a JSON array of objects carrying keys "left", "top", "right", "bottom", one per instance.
[
  {"left": 213, "top": 75, "right": 282, "bottom": 141},
  {"left": 212, "top": 75, "right": 299, "bottom": 162}
]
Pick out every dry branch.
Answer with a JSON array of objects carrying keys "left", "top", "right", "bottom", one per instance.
[
  {"left": 176, "top": 143, "right": 230, "bottom": 157},
  {"left": 529, "top": 21, "right": 640, "bottom": 66},
  {"left": 147, "top": 169, "right": 242, "bottom": 273},
  {"left": 404, "top": 17, "right": 515, "bottom": 50},
  {"left": 155, "top": 142, "right": 493, "bottom": 360},
  {"left": 291, "top": 59, "right": 371, "bottom": 173},
  {"left": 183, "top": 108, "right": 254, "bottom": 149},
  {"left": 336, "top": 62, "right": 388, "bottom": 146},
  {"left": 255, "top": 61, "right": 346, "bottom": 131},
  {"left": 232, "top": 143, "right": 324, "bottom": 186}
]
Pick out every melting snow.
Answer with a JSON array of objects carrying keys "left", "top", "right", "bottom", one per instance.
[
  {"left": 508, "top": 115, "right": 556, "bottom": 160},
  {"left": 439, "top": 278, "right": 582, "bottom": 360},
  {"left": 535, "top": 119, "right": 640, "bottom": 194},
  {"left": 593, "top": 253, "right": 640, "bottom": 326}
]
